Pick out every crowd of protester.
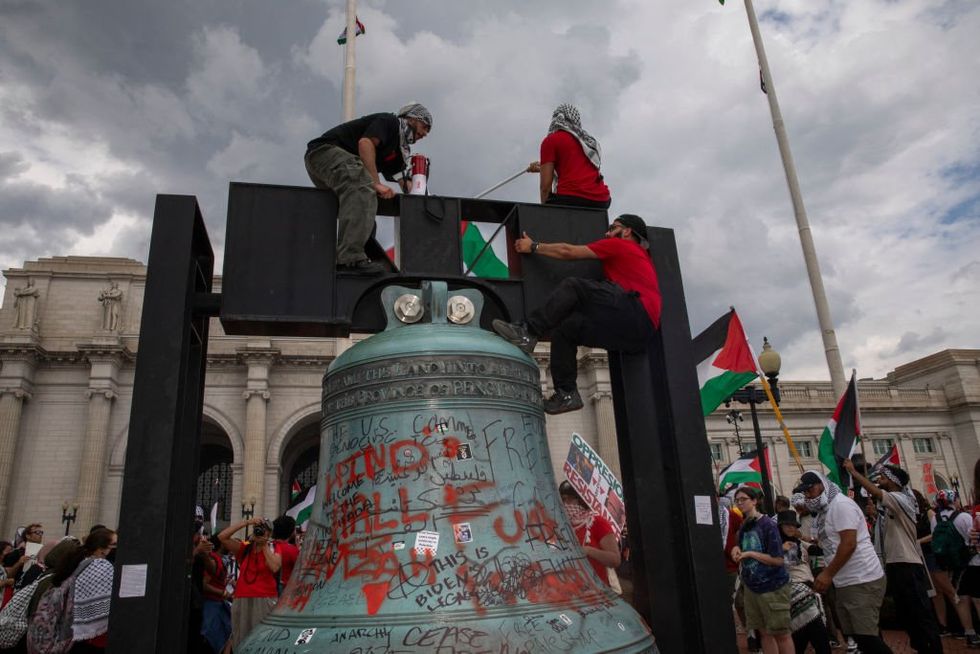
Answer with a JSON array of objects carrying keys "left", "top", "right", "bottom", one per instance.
[
  {"left": 722, "top": 457, "right": 980, "bottom": 653},
  {"left": 0, "top": 511, "right": 302, "bottom": 654}
]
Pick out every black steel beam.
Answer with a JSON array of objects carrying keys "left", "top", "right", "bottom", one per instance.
[
  {"left": 610, "top": 226, "right": 737, "bottom": 654},
  {"left": 219, "top": 183, "right": 608, "bottom": 336},
  {"left": 107, "top": 195, "right": 214, "bottom": 653}
]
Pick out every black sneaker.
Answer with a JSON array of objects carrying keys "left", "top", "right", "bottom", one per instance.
[
  {"left": 491, "top": 319, "right": 538, "bottom": 354},
  {"left": 337, "top": 259, "right": 385, "bottom": 276},
  {"left": 543, "top": 389, "right": 583, "bottom": 415}
]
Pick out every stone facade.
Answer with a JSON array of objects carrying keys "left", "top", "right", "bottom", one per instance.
[{"left": 1, "top": 256, "right": 978, "bottom": 537}]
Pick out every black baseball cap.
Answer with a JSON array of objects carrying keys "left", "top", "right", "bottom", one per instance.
[
  {"left": 613, "top": 214, "right": 647, "bottom": 236},
  {"left": 793, "top": 471, "right": 823, "bottom": 494}
]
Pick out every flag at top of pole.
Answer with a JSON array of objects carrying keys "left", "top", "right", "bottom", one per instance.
[
  {"left": 337, "top": 17, "right": 365, "bottom": 44},
  {"left": 818, "top": 372, "right": 861, "bottom": 491}
]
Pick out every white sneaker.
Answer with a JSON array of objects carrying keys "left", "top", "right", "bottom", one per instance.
[{"left": 846, "top": 637, "right": 859, "bottom": 653}]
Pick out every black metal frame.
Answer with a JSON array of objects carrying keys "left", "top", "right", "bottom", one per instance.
[{"left": 107, "top": 184, "right": 736, "bottom": 654}]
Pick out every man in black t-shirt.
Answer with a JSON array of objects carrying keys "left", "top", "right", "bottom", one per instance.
[{"left": 305, "top": 103, "right": 432, "bottom": 275}]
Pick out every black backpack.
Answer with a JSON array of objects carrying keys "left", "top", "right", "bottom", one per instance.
[{"left": 933, "top": 511, "right": 973, "bottom": 571}]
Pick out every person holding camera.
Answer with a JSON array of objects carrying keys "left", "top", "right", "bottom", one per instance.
[{"left": 218, "top": 517, "right": 282, "bottom": 650}]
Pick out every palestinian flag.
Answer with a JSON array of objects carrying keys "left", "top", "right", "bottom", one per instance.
[
  {"left": 818, "top": 373, "right": 861, "bottom": 491},
  {"left": 694, "top": 309, "right": 758, "bottom": 416},
  {"left": 286, "top": 484, "right": 316, "bottom": 531},
  {"left": 290, "top": 480, "right": 302, "bottom": 502},
  {"left": 337, "top": 18, "right": 366, "bottom": 45},
  {"left": 718, "top": 448, "right": 770, "bottom": 492},
  {"left": 461, "top": 220, "right": 509, "bottom": 279},
  {"left": 869, "top": 443, "right": 900, "bottom": 474}
]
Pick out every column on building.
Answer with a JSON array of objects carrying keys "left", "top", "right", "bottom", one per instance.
[
  {"left": 74, "top": 347, "right": 124, "bottom": 532},
  {"left": 239, "top": 343, "right": 278, "bottom": 521},
  {"left": 581, "top": 351, "right": 621, "bottom": 482},
  {"left": 0, "top": 348, "right": 37, "bottom": 535}
]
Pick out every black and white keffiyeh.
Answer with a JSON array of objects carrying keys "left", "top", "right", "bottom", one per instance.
[
  {"left": 548, "top": 103, "right": 602, "bottom": 170},
  {"left": 72, "top": 558, "right": 113, "bottom": 641},
  {"left": 396, "top": 102, "right": 432, "bottom": 164},
  {"left": 873, "top": 465, "right": 917, "bottom": 520}
]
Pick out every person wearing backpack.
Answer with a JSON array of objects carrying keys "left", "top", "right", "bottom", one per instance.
[
  {"left": 845, "top": 459, "right": 944, "bottom": 653},
  {"left": 929, "top": 488, "right": 979, "bottom": 641},
  {"left": 218, "top": 518, "right": 281, "bottom": 651}
]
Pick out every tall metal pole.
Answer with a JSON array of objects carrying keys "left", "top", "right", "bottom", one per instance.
[
  {"left": 743, "top": 0, "right": 847, "bottom": 397},
  {"left": 342, "top": 0, "right": 357, "bottom": 121}
]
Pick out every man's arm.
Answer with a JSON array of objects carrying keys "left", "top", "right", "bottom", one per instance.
[
  {"left": 539, "top": 163, "right": 555, "bottom": 204},
  {"left": 261, "top": 542, "right": 282, "bottom": 574},
  {"left": 218, "top": 519, "right": 253, "bottom": 556},
  {"left": 357, "top": 136, "right": 396, "bottom": 199},
  {"left": 583, "top": 533, "right": 621, "bottom": 568},
  {"left": 516, "top": 231, "right": 597, "bottom": 261},
  {"left": 843, "top": 458, "right": 883, "bottom": 500},
  {"left": 813, "top": 529, "right": 857, "bottom": 593}
]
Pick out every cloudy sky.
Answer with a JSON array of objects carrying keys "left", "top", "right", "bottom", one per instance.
[{"left": 1, "top": 0, "right": 977, "bottom": 381}]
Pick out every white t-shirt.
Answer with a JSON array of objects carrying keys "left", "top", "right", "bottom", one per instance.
[{"left": 817, "top": 494, "right": 884, "bottom": 587}]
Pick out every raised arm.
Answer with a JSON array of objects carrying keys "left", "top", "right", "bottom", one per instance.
[{"left": 843, "top": 458, "right": 883, "bottom": 501}]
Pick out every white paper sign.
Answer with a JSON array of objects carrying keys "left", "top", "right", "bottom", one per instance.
[
  {"left": 413, "top": 530, "right": 439, "bottom": 555},
  {"left": 118, "top": 564, "right": 148, "bottom": 598},
  {"left": 694, "top": 495, "right": 714, "bottom": 526}
]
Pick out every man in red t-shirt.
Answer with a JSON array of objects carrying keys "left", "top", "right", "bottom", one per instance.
[
  {"left": 527, "top": 103, "right": 611, "bottom": 209},
  {"left": 493, "top": 214, "right": 661, "bottom": 414}
]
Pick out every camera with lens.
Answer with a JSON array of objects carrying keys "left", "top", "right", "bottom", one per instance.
[{"left": 252, "top": 520, "right": 272, "bottom": 538}]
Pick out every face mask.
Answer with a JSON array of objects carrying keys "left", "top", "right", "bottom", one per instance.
[{"left": 804, "top": 495, "right": 828, "bottom": 514}]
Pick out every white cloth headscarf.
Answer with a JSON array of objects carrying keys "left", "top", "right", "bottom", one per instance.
[{"left": 396, "top": 102, "right": 433, "bottom": 164}]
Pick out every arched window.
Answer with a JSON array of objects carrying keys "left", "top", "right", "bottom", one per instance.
[{"left": 197, "top": 422, "right": 233, "bottom": 525}]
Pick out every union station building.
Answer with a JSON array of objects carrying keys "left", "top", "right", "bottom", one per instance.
[{"left": 1, "top": 255, "right": 978, "bottom": 537}]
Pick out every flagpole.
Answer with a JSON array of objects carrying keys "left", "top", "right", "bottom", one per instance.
[
  {"left": 852, "top": 368, "right": 871, "bottom": 475},
  {"left": 741, "top": 327, "right": 804, "bottom": 474},
  {"left": 742, "top": 0, "right": 847, "bottom": 398},
  {"left": 342, "top": 0, "right": 357, "bottom": 121}
]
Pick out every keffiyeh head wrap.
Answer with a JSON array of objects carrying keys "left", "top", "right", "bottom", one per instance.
[
  {"left": 548, "top": 103, "right": 602, "bottom": 170},
  {"left": 396, "top": 102, "right": 433, "bottom": 164},
  {"left": 872, "top": 464, "right": 917, "bottom": 518},
  {"left": 800, "top": 469, "right": 840, "bottom": 515}
]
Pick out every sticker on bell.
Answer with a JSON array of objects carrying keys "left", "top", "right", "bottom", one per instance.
[
  {"left": 414, "top": 530, "right": 439, "bottom": 555},
  {"left": 295, "top": 628, "right": 316, "bottom": 645}
]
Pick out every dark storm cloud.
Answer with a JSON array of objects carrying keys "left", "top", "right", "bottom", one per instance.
[{"left": 0, "top": 0, "right": 977, "bottom": 378}]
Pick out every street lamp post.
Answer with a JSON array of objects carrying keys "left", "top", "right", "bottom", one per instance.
[
  {"left": 62, "top": 501, "right": 78, "bottom": 536},
  {"left": 728, "top": 338, "right": 782, "bottom": 514},
  {"left": 726, "top": 409, "right": 745, "bottom": 456},
  {"left": 241, "top": 497, "right": 256, "bottom": 539}
]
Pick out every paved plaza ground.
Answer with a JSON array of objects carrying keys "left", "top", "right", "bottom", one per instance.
[{"left": 736, "top": 630, "right": 975, "bottom": 653}]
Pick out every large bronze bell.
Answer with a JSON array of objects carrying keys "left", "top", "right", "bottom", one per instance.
[{"left": 238, "top": 282, "right": 657, "bottom": 653}]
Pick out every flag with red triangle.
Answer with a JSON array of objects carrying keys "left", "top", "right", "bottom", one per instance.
[
  {"left": 694, "top": 309, "right": 758, "bottom": 416},
  {"left": 818, "top": 372, "right": 861, "bottom": 491},
  {"left": 717, "top": 448, "right": 770, "bottom": 493},
  {"left": 869, "top": 443, "right": 900, "bottom": 474}
]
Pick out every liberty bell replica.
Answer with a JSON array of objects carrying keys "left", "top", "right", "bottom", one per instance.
[{"left": 238, "top": 281, "right": 657, "bottom": 653}]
